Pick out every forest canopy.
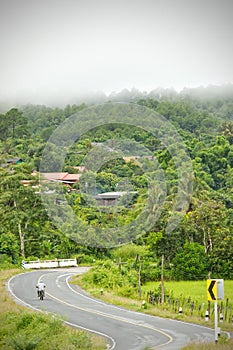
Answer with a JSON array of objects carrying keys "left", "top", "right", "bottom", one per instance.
[{"left": 0, "top": 86, "right": 233, "bottom": 280}]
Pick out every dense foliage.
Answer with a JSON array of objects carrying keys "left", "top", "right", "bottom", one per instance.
[{"left": 1, "top": 86, "right": 233, "bottom": 280}]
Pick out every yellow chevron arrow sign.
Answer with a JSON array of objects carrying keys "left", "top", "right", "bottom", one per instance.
[{"left": 207, "top": 279, "right": 217, "bottom": 301}]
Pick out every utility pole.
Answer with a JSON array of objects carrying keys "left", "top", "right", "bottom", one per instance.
[
  {"left": 136, "top": 254, "right": 142, "bottom": 299},
  {"left": 138, "top": 255, "right": 142, "bottom": 299},
  {"left": 161, "top": 255, "right": 164, "bottom": 305}
]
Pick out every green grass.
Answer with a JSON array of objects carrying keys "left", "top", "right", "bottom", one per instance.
[
  {"left": 141, "top": 280, "right": 233, "bottom": 303},
  {"left": 142, "top": 280, "right": 233, "bottom": 328},
  {"left": 182, "top": 338, "right": 233, "bottom": 350}
]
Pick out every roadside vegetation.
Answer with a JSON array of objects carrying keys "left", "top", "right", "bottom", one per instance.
[
  {"left": 182, "top": 338, "right": 233, "bottom": 350},
  {"left": 71, "top": 258, "right": 233, "bottom": 334},
  {"left": 72, "top": 262, "right": 233, "bottom": 349},
  {"left": 0, "top": 268, "right": 106, "bottom": 350}
]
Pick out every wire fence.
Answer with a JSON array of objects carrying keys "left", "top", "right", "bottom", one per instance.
[{"left": 146, "top": 291, "right": 233, "bottom": 324}]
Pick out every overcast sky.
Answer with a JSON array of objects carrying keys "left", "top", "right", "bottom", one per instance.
[{"left": 0, "top": 0, "right": 233, "bottom": 106}]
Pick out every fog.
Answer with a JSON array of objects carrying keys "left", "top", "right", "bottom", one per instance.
[{"left": 0, "top": 0, "right": 233, "bottom": 108}]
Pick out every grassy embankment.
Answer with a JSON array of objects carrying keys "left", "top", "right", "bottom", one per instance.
[
  {"left": 72, "top": 269, "right": 233, "bottom": 350},
  {"left": 0, "top": 268, "right": 106, "bottom": 350}
]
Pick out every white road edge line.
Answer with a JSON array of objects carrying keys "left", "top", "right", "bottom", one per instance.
[
  {"left": 65, "top": 273, "right": 138, "bottom": 310},
  {"left": 64, "top": 320, "right": 116, "bottom": 350},
  {"left": 8, "top": 270, "right": 220, "bottom": 349},
  {"left": 7, "top": 273, "right": 115, "bottom": 350},
  {"left": 61, "top": 274, "right": 173, "bottom": 348},
  {"left": 65, "top": 273, "right": 216, "bottom": 332}
]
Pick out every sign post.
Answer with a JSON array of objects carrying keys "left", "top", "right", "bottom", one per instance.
[
  {"left": 214, "top": 300, "right": 218, "bottom": 343},
  {"left": 207, "top": 279, "right": 224, "bottom": 343}
]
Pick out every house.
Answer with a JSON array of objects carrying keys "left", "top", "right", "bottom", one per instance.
[
  {"left": 40, "top": 172, "right": 81, "bottom": 186},
  {"left": 62, "top": 173, "right": 82, "bottom": 185},
  {"left": 94, "top": 191, "right": 137, "bottom": 206},
  {"left": 21, "top": 180, "right": 31, "bottom": 186},
  {"left": 1, "top": 158, "right": 23, "bottom": 167},
  {"left": 7, "top": 158, "right": 23, "bottom": 165}
]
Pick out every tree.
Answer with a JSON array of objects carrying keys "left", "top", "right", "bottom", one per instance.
[
  {"left": 172, "top": 242, "right": 209, "bottom": 280},
  {"left": 0, "top": 165, "right": 47, "bottom": 257},
  {"left": 0, "top": 233, "right": 19, "bottom": 263},
  {"left": 0, "top": 114, "right": 9, "bottom": 141},
  {"left": 5, "top": 108, "right": 29, "bottom": 140},
  {"left": 209, "top": 233, "right": 233, "bottom": 278},
  {"left": 220, "top": 121, "right": 233, "bottom": 144},
  {"left": 183, "top": 198, "right": 227, "bottom": 254}
]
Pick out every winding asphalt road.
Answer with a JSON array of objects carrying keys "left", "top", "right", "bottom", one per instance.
[{"left": 8, "top": 267, "right": 215, "bottom": 350}]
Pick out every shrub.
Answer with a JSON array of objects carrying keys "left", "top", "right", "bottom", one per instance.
[
  {"left": 81, "top": 260, "right": 138, "bottom": 292},
  {"left": 118, "top": 285, "right": 137, "bottom": 298},
  {"left": 172, "top": 242, "right": 209, "bottom": 280},
  {"left": 0, "top": 311, "right": 105, "bottom": 350},
  {"left": 10, "top": 333, "right": 43, "bottom": 350},
  {"left": 0, "top": 254, "right": 15, "bottom": 269}
]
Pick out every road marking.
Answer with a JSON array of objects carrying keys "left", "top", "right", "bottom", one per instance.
[
  {"left": 8, "top": 273, "right": 115, "bottom": 350},
  {"left": 63, "top": 274, "right": 215, "bottom": 334},
  {"left": 8, "top": 273, "right": 43, "bottom": 312},
  {"left": 7, "top": 270, "right": 218, "bottom": 349},
  {"left": 64, "top": 320, "right": 116, "bottom": 350},
  {"left": 39, "top": 274, "right": 173, "bottom": 349}
]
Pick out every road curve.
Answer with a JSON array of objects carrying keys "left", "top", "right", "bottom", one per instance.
[{"left": 8, "top": 268, "right": 215, "bottom": 350}]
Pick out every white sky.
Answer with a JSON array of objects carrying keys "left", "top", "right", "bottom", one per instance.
[{"left": 0, "top": 0, "right": 233, "bottom": 106}]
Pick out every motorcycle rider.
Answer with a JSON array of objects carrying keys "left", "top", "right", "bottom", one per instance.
[{"left": 36, "top": 281, "right": 46, "bottom": 297}]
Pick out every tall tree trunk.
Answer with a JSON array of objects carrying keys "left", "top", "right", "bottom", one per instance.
[
  {"left": 203, "top": 229, "right": 208, "bottom": 254},
  {"left": 207, "top": 228, "right": 213, "bottom": 252},
  {"left": 18, "top": 221, "right": 25, "bottom": 258},
  {"left": 161, "top": 255, "right": 165, "bottom": 305}
]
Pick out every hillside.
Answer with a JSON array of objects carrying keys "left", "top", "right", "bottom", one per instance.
[{"left": 0, "top": 86, "right": 233, "bottom": 280}]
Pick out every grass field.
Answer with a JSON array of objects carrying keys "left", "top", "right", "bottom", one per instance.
[
  {"left": 142, "top": 280, "right": 233, "bottom": 304},
  {"left": 141, "top": 280, "right": 233, "bottom": 331}
]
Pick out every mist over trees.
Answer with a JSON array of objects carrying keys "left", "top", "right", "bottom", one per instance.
[{"left": 0, "top": 85, "right": 233, "bottom": 280}]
